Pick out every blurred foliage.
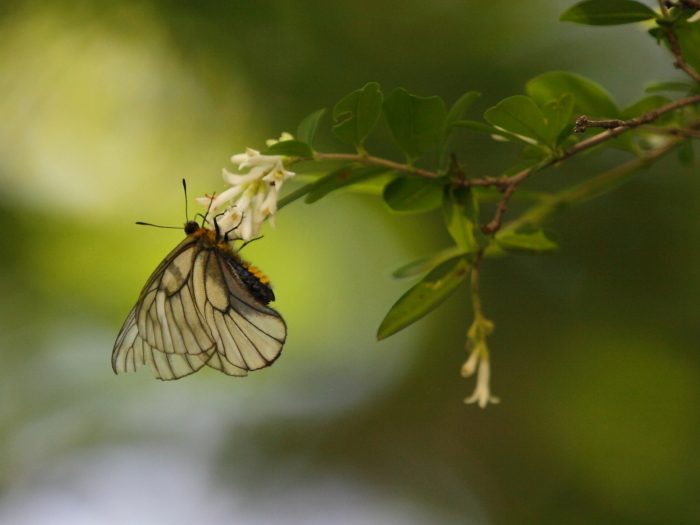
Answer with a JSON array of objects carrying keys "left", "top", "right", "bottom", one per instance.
[{"left": 0, "top": 0, "right": 699, "bottom": 524}]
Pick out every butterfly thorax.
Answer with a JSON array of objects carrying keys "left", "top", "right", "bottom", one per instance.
[{"left": 188, "top": 224, "right": 275, "bottom": 305}]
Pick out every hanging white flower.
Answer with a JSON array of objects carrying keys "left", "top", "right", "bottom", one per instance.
[
  {"left": 195, "top": 133, "right": 296, "bottom": 242},
  {"left": 462, "top": 315, "right": 500, "bottom": 408},
  {"left": 462, "top": 344, "right": 500, "bottom": 408}
]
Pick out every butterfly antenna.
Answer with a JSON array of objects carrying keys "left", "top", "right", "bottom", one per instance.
[
  {"left": 200, "top": 191, "right": 217, "bottom": 228},
  {"left": 238, "top": 235, "right": 264, "bottom": 251},
  {"left": 135, "top": 222, "right": 181, "bottom": 229},
  {"left": 182, "top": 179, "right": 189, "bottom": 222},
  {"left": 223, "top": 216, "right": 244, "bottom": 243},
  {"left": 213, "top": 211, "right": 224, "bottom": 240}
]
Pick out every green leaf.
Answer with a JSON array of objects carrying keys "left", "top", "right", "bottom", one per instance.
[
  {"left": 439, "top": 91, "right": 481, "bottom": 169},
  {"left": 377, "top": 255, "right": 469, "bottom": 340},
  {"left": 443, "top": 186, "right": 479, "bottom": 253},
  {"left": 444, "top": 91, "right": 481, "bottom": 131},
  {"left": 521, "top": 144, "right": 553, "bottom": 161},
  {"left": 560, "top": 0, "right": 657, "bottom": 26},
  {"left": 620, "top": 95, "right": 671, "bottom": 119},
  {"left": 277, "top": 182, "right": 316, "bottom": 211},
  {"left": 384, "top": 88, "right": 448, "bottom": 161},
  {"left": 678, "top": 140, "right": 695, "bottom": 166},
  {"left": 297, "top": 108, "right": 326, "bottom": 146},
  {"left": 484, "top": 95, "right": 549, "bottom": 145},
  {"left": 644, "top": 81, "right": 694, "bottom": 93},
  {"left": 541, "top": 93, "right": 575, "bottom": 146},
  {"left": 495, "top": 229, "right": 559, "bottom": 254},
  {"left": 383, "top": 175, "right": 446, "bottom": 213},
  {"left": 332, "top": 82, "right": 383, "bottom": 149},
  {"left": 452, "top": 120, "right": 538, "bottom": 146},
  {"left": 340, "top": 172, "right": 397, "bottom": 196},
  {"left": 392, "top": 245, "right": 465, "bottom": 279},
  {"left": 265, "top": 140, "right": 314, "bottom": 158},
  {"left": 305, "top": 165, "right": 391, "bottom": 204},
  {"left": 526, "top": 71, "right": 620, "bottom": 119}
]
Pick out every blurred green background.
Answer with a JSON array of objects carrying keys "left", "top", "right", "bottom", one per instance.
[{"left": 0, "top": 0, "right": 698, "bottom": 523}]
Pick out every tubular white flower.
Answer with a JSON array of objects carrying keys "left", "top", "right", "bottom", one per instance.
[
  {"left": 461, "top": 344, "right": 481, "bottom": 377},
  {"left": 200, "top": 134, "right": 295, "bottom": 242},
  {"left": 464, "top": 353, "right": 500, "bottom": 408},
  {"left": 231, "top": 147, "right": 261, "bottom": 166},
  {"left": 223, "top": 167, "right": 265, "bottom": 186}
]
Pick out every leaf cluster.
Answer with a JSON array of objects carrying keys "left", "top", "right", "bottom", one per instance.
[{"left": 268, "top": 0, "right": 700, "bottom": 345}]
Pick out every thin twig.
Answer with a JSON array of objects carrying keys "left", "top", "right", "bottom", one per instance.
[
  {"left": 311, "top": 93, "right": 700, "bottom": 234},
  {"left": 313, "top": 152, "right": 510, "bottom": 188},
  {"left": 480, "top": 93, "right": 700, "bottom": 233},
  {"left": 665, "top": 30, "right": 700, "bottom": 84},
  {"left": 563, "top": 93, "right": 700, "bottom": 157},
  {"left": 314, "top": 153, "right": 439, "bottom": 179},
  {"left": 573, "top": 116, "right": 625, "bottom": 132}
]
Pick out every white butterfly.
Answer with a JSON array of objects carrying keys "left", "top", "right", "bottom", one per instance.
[{"left": 112, "top": 221, "right": 286, "bottom": 380}]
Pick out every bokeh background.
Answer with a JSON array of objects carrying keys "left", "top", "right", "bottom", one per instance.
[{"left": 0, "top": 0, "right": 698, "bottom": 523}]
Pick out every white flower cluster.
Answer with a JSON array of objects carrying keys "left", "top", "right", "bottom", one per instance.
[{"left": 196, "top": 133, "right": 296, "bottom": 242}]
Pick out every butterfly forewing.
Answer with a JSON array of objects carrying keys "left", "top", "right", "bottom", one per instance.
[{"left": 112, "top": 227, "right": 287, "bottom": 380}]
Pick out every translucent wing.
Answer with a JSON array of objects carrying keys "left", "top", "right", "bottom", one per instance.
[
  {"left": 112, "top": 237, "right": 219, "bottom": 380},
  {"left": 194, "top": 249, "right": 287, "bottom": 375},
  {"left": 112, "top": 307, "right": 213, "bottom": 380},
  {"left": 113, "top": 234, "right": 287, "bottom": 380}
]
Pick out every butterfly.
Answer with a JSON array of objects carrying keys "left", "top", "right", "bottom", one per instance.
[{"left": 112, "top": 218, "right": 287, "bottom": 380}]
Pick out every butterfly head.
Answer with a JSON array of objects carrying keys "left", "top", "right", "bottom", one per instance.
[{"left": 184, "top": 221, "right": 201, "bottom": 235}]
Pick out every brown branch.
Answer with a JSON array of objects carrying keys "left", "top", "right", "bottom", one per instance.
[
  {"left": 310, "top": 94, "right": 700, "bottom": 235},
  {"left": 313, "top": 152, "right": 511, "bottom": 188},
  {"left": 573, "top": 116, "right": 625, "bottom": 132},
  {"left": 665, "top": 30, "right": 700, "bottom": 84},
  {"left": 314, "top": 152, "right": 440, "bottom": 179},
  {"left": 480, "top": 93, "right": 700, "bottom": 233},
  {"left": 565, "top": 94, "right": 700, "bottom": 155},
  {"left": 481, "top": 183, "right": 521, "bottom": 233}
]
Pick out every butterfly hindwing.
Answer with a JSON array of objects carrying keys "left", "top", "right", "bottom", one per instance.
[
  {"left": 112, "top": 229, "right": 287, "bottom": 380},
  {"left": 112, "top": 306, "right": 212, "bottom": 380}
]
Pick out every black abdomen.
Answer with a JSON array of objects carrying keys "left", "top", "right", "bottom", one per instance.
[{"left": 227, "top": 258, "right": 276, "bottom": 305}]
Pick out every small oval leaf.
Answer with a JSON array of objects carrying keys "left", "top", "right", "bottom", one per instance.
[
  {"left": 444, "top": 91, "right": 481, "bottom": 131},
  {"left": 383, "top": 175, "right": 446, "bottom": 213},
  {"left": 392, "top": 245, "right": 466, "bottom": 279},
  {"left": 297, "top": 108, "right": 326, "bottom": 146},
  {"left": 377, "top": 256, "right": 469, "bottom": 340},
  {"left": 541, "top": 93, "right": 574, "bottom": 146},
  {"left": 495, "top": 229, "right": 559, "bottom": 254},
  {"left": 332, "top": 82, "right": 383, "bottom": 149},
  {"left": 443, "top": 186, "right": 479, "bottom": 253},
  {"left": 306, "top": 165, "right": 392, "bottom": 204},
  {"left": 484, "top": 95, "right": 549, "bottom": 145},
  {"left": 451, "top": 120, "right": 537, "bottom": 146},
  {"left": 560, "top": 0, "right": 657, "bottom": 26},
  {"left": 384, "top": 88, "right": 448, "bottom": 161},
  {"left": 265, "top": 140, "right": 314, "bottom": 158},
  {"left": 526, "top": 71, "right": 620, "bottom": 119}
]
